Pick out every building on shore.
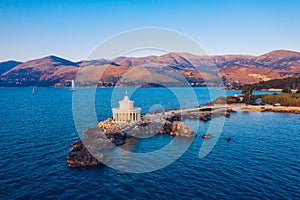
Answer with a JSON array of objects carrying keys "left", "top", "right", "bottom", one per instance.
[{"left": 112, "top": 92, "right": 141, "bottom": 123}]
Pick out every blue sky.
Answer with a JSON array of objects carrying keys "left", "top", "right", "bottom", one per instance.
[{"left": 0, "top": 0, "right": 299, "bottom": 61}]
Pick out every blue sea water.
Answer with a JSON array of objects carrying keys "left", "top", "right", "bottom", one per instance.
[{"left": 0, "top": 88, "right": 299, "bottom": 199}]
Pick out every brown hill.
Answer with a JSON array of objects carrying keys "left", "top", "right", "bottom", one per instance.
[
  {"left": 114, "top": 52, "right": 194, "bottom": 69},
  {"left": 1, "top": 50, "right": 300, "bottom": 87},
  {"left": 1, "top": 55, "right": 79, "bottom": 87},
  {"left": 0, "top": 60, "right": 22, "bottom": 75},
  {"left": 218, "top": 50, "right": 300, "bottom": 84}
]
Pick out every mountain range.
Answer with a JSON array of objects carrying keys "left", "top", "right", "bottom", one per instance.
[{"left": 1, "top": 50, "right": 300, "bottom": 87}]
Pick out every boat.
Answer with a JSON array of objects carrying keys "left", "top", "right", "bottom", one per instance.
[
  {"left": 69, "top": 80, "right": 75, "bottom": 92},
  {"left": 32, "top": 88, "right": 36, "bottom": 95}
]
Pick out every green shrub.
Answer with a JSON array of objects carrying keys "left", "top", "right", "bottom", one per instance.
[{"left": 261, "top": 94, "right": 300, "bottom": 106}]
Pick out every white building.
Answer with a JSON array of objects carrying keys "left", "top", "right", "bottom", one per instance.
[{"left": 112, "top": 92, "right": 141, "bottom": 123}]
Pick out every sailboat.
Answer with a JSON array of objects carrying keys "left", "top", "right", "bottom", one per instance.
[
  {"left": 32, "top": 87, "right": 36, "bottom": 95},
  {"left": 69, "top": 80, "right": 75, "bottom": 92}
]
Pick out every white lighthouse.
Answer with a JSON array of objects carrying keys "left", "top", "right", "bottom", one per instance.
[{"left": 112, "top": 92, "right": 141, "bottom": 123}]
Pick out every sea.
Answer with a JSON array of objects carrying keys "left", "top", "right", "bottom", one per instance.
[{"left": 0, "top": 88, "right": 299, "bottom": 199}]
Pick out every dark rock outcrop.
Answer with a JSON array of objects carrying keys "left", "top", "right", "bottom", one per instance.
[{"left": 66, "top": 140, "right": 111, "bottom": 167}]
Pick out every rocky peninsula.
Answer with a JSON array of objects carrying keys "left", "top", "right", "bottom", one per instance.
[
  {"left": 67, "top": 106, "right": 232, "bottom": 167},
  {"left": 66, "top": 100, "right": 300, "bottom": 168}
]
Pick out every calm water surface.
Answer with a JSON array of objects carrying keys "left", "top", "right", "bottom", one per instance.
[{"left": 0, "top": 88, "right": 299, "bottom": 199}]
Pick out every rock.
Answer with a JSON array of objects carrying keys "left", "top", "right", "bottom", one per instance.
[
  {"left": 199, "top": 113, "right": 212, "bottom": 121},
  {"left": 66, "top": 140, "right": 111, "bottom": 167},
  {"left": 171, "top": 121, "right": 196, "bottom": 137},
  {"left": 169, "top": 131, "right": 176, "bottom": 136},
  {"left": 225, "top": 112, "right": 231, "bottom": 118},
  {"left": 227, "top": 109, "right": 237, "bottom": 113},
  {"left": 201, "top": 134, "right": 212, "bottom": 139}
]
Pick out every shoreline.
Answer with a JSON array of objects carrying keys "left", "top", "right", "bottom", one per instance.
[{"left": 228, "top": 103, "right": 300, "bottom": 114}]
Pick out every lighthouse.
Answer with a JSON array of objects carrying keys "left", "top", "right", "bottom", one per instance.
[{"left": 112, "top": 92, "right": 141, "bottom": 123}]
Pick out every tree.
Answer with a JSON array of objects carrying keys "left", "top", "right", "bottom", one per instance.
[
  {"left": 282, "top": 87, "right": 292, "bottom": 94},
  {"left": 242, "top": 88, "right": 253, "bottom": 104}
]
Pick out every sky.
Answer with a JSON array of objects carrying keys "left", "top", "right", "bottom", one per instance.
[{"left": 0, "top": 0, "right": 299, "bottom": 62}]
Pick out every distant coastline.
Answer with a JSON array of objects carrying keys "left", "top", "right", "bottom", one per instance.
[{"left": 1, "top": 50, "right": 300, "bottom": 88}]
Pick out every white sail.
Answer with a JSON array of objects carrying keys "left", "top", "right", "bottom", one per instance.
[
  {"left": 71, "top": 80, "right": 75, "bottom": 89},
  {"left": 69, "top": 80, "right": 75, "bottom": 92}
]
